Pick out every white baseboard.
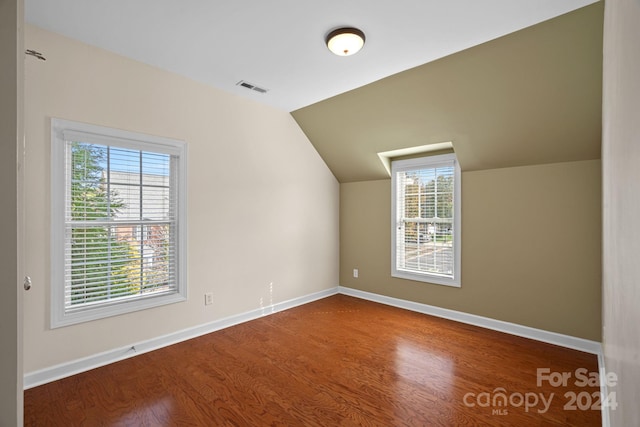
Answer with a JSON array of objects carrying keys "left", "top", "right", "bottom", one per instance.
[
  {"left": 23, "top": 287, "right": 339, "bottom": 389},
  {"left": 597, "top": 351, "right": 611, "bottom": 427},
  {"left": 338, "top": 286, "right": 602, "bottom": 354},
  {"left": 25, "top": 285, "right": 604, "bottom": 393}
]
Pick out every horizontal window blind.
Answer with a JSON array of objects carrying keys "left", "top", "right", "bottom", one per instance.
[
  {"left": 64, "top": 140, "right": 178, "bottom": 312},
  {"left": 392, "top": 154, "right": 460, "bottom": 286}
]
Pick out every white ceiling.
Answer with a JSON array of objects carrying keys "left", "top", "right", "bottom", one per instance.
[{"left": 25, "top": 0, "right": 597, "bottom": 112}]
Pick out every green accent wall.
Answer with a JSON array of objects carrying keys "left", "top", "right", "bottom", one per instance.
[
  {"left": 293, "top": 3, "right": 603, "bottom": 182},
  {"left": 341, "top": 160, "right": 602, "bottom": 340}
]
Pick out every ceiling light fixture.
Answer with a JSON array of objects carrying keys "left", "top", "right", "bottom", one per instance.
[{"left": 326, "top": 27, "right": 365, "bottom": 56}]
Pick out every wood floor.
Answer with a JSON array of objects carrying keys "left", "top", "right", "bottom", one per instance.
[{"left": 24, "top": 295, "right": 601, "bottom": 426}]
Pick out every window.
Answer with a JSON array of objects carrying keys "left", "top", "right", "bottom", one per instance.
[
  {"left": 51, "top": 119, "right": 187, "bottom": 327},
  {"left": 391, "top": 153, "right": 461, "bottom": 287}
]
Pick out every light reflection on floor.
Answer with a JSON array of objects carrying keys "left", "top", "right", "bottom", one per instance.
[
  {"left": 394, "top": 337, "right": 455, "bottom": 393},
  {"left": 115, "top": 396, "right": 174, "bottom": 425}
]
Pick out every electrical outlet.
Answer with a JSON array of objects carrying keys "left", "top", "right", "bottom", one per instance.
[
  {"left": 353, "top": 269, "right": 359, "bottom": 278},
  {"left": 204, "top": 292, "right": 214, "bottom": 306}
]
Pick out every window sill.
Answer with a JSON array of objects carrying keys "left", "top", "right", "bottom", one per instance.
[
  {"left": 51, "top": 292, "right": 187, "bottom": 329},
  {"left": 392, "top": 270, "right": 461, "bottom": 288}
]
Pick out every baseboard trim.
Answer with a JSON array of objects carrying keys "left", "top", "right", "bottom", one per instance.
[
  {"left": 338, "top": 286, "right": 602, "bottom": 355},
  {"left": 25, "top": 285, "right": 603, "bottom": 390},
  {"left": 597, "top": 350, "right": 611, "bottom": 427},
  {"left": 23, "top": 287, "right": 339, "bottom": 389}
]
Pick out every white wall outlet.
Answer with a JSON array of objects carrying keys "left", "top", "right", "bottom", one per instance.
[
  {"left": 204, "top": 292, "right": 214, "bottom": 306},
  {"left": 353, "top": 269, "right": 359, "bottom": 278}
]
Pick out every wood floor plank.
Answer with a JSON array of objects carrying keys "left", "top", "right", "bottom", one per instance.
[{"left": 24, "top": 295, "right": 601, "bottom": 426}]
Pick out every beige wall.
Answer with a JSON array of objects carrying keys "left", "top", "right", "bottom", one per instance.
[
  {"left": 0, "top": 0, "right": 23, "bottom": 425},
  {"left": 602, "top": 0, "right": 640, "bottom": 424},
  {"left": 23, "top": 25, "right": 339, "bottom": 373},
  {"left": 341, "top": 160, "right": 601, "bottom": 340}
]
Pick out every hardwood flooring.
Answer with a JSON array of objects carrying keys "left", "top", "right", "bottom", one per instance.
[{"left": 24, "top": 295, "right": 601, "bottom": 426}]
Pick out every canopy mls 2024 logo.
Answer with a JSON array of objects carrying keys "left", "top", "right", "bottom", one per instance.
[{"left": 462, "top": 367, "right": 618, "bottom": 416}]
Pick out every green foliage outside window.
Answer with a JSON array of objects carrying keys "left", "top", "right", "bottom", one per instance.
[{"left": 69, "top": 143, "right": 139, "bottom": 305}]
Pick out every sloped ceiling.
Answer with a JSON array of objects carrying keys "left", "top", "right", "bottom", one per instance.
[
  {"left": 291, "top": 3, "right": 603, "bottom": 182},
  {"left": 25, "top": 0, "right": 597, "bottom": 112}
]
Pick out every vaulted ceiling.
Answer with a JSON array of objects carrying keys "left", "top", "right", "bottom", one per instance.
[
  {"left": 292, "top": 3, "right": 603, "bottom": 181},
  {"left": 26, "top": 0, "right": 603, "bottom": 182}
]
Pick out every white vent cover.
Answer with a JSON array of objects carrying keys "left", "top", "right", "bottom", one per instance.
[{"left": 236, "top": 80, "right": 269, "bottom": 94}]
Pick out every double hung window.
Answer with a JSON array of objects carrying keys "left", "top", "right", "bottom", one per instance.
[
  {"left": 51, "top": 119, "right": 187, "bottom": 327},
  {"left": 391, "top": 154, "right": 461, "bottom": 287}
]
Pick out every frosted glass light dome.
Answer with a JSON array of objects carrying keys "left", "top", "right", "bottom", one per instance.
[{"left": 326, "top": 28, "right": 365, "bottom": 56}]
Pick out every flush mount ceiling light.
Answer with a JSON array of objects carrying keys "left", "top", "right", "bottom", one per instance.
[{"left": 326, "top": 27, "right": 365, "bottom": 56}]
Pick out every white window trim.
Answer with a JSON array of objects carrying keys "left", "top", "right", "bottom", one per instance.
[
  {"left": 391, "top": 153, "right": 461, "bottom": 287},
  {"left": 50, "top": 118, "right": 188, "bottom": 328}
]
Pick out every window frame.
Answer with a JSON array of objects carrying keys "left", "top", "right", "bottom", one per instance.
[
  {"left": 50, "top": 118, "right": 188, "bottom": 328},
  {"left": 391, "top": 153, "right": 461, "bottom": 287}
]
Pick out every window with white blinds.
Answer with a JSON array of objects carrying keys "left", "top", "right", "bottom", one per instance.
[
  {"left": 51, "top": 119, "right": 187, "bottom": 327},
  {"left": 391, "top": 154, "right": 461, "bottom": 287}
]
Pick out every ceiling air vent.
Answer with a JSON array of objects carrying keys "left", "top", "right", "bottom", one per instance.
[{"left": 236, "top": 80, "right": 269, "bottom": 94}]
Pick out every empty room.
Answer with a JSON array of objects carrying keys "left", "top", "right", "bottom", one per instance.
[{"left": 2, "top": 0, "right": 639, "bottom": 426}]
